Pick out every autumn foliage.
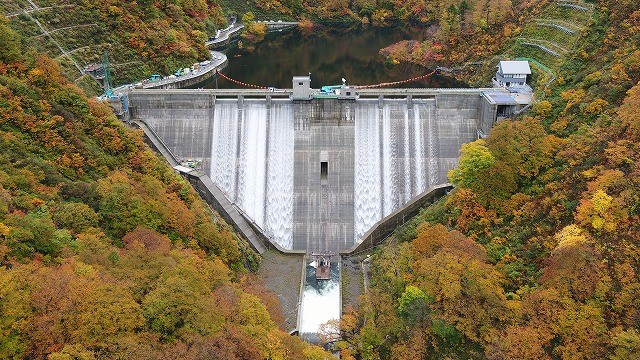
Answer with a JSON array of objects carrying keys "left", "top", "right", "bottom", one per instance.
[
  {"left": 0, "top": 22, "right": 326, "bottom": 359},
  {"left": 338, "top": 1, "right": 640, "bottom": 358}
]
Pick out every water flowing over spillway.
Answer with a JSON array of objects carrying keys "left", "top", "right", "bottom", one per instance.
[
  {"left": 265, "top": 102, "right": 295, "bottom": 249},
  {"left": 211, "top": 99, "right": 294, "bottom": 249},
  {"left": 211, "top": 100, "right": 239, "bottom": 201},
  {"left": 353, "top": 99, "right": 437, "bottom": 240},
  {"left": 131, "top": 92, "right": 480, "bottom": 252},
  {"left": 236, "top": 101, "right": 268, "bottom": 226},
  {"left": 354, "top": 103, "right": 382, "bottom": 242}
]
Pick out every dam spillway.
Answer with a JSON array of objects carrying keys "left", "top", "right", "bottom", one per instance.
[{"left": 128, "top": 89, "right": 497, "bottom": 252}]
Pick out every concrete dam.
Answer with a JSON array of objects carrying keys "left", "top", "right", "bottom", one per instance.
[{"left": 127, "top": 87, "right": 506, "bottom": 253}]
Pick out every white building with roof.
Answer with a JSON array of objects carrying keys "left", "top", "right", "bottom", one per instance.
[{"left": 493, "top": 60, "right": 532, "bottom": 88}]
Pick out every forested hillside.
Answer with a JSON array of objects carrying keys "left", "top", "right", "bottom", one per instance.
[
  {"left": 334, "top": 0, "right": 640, "bottom": 358},
  {"left": 0, "top": 0, "right": 228, "bottom": 91},
  {"left": 0, "top": 20, "right": 328, "bottom": 359},
  {"left": 2, "top": 0, "right": 639, "bottom": 357},
  {"left": 242, "top": 0, "right": 519, "bottom": 27},
  {"left": 0, "top": 0, "right": 565, "bottom": 94}
]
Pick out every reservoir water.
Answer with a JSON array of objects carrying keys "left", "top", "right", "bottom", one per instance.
[{"left": 206, "top": 26, "right": 466, "bottom": 89}]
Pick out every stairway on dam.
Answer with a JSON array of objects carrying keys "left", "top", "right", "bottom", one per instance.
[{"left": 127, "top": 89, "right": 491, "bottom": 254}]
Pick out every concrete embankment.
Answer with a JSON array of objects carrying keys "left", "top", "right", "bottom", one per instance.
[{"left": 130, "top": 119, "right": 268, "bottom": 254}]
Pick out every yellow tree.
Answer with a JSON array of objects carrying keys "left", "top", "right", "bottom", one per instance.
[
  {"left": 538, "top": 225, "right": 604, "bottom": 302},
  {"left": 448, "top": 139, "right": 495, "bottom": 188},
  {"left": 611, "top": 329, "right": 640, "bottom": 360},
  {"left": 486, "top": 118, "right": 559, "bottom": 180},
  {"left": 576, "top": 189, "right": 627, "bottom": 233}
]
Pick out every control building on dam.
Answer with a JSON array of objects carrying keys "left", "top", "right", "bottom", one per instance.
[{"left": 126, "top": 84, "right": 524, "bottom": 253}]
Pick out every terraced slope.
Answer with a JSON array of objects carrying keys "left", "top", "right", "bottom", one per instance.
[
  {"left": 1, "top": 0, "right": 227, "bottom": 93},
  {"left": 483, "top": 0, "right": 594, "bottom": 89}
]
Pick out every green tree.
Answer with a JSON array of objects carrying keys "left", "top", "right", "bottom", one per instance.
[
  {"left": 448, "top": 139, "right": 495, "bottom": 188},
  {"left": 97, "top": 171, "right": 163, "bottom": 239},
  {"left": 0, "top": 18, "right": 20, "bottom": 64},
  {"left": 5, "top": 211, "right": 61, "bottom": 259},
  {"left": 397, "top": 285, "right": 432, "bottom": 324},
  {"left": 142, "top": 252, "right": 229, "bottom": 340},
  {"left": 52, "top": 202, "right": 99, "bottom": 234},
  {"left": 611, "top": 329, "right": 640, "bottom": 360}
]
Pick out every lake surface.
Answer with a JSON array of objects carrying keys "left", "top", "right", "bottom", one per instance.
[{"left": 206, "top": 26, "right": 466, "bottom": 89}]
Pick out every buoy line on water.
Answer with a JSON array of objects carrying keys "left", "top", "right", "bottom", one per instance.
[
  {"left": 353, "top": 68, "right": 439, "bottom": 89},
  {"left": 215, "top": 70, "right": 269, "bottom": 89},
  {"left": 216, "top": 69, "right": 439, "bottom": 90}
]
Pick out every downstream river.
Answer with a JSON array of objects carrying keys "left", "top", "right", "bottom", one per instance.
[{"left": 206, "top": 26, "right": 466, "bottom": 89}]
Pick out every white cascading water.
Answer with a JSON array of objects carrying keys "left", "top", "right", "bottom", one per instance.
[
  {"left": 299, "top": 262, "right": 341, "bottom": 339},
  {"left": 210, "top": 100, "right": 239, "bottom": 200},
  {"left": 403, "top": 106, "right": 412, "bottom": 204},
  {"left": 265, "top": 101, "right": 294, "bottom": 249},
  {"left": 236, "top": 101, "right": 268, "bottom": 227},
  {"left": 354, "top": 101, "right": 382, "bottom": 240},
  {"left": 425, "top": 102, "right": 439, "bottom": 186},
  {"left": 353, "top": 99, "right": 438, "bottom": 243},
  {"left": 413, "top": 102, "right": 426, "bottom": 195},
  {"left": 210, "top": 100, "right": 294, "bottom": 250},
  {"left": 382, "top": 102, "right": 400, "bottom": 217}
]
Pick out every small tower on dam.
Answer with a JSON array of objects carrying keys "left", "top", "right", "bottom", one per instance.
[{"left": 292, "top": 75, "right": 313, "bottom": 100}]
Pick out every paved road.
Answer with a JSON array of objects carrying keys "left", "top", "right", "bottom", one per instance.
[
  {"left": 205, "top": 23, "right": 244, "bottom": 47},
  {"left": 138, "top": 51, "right": 227, "bottom": 89},
  {"left": 205, "top": 20, "right": 297, "bottom": 48}
]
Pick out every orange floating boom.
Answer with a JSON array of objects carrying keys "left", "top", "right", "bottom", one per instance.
[{"left": 215, "top": 69, "right": 439, "bottom": 90}]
